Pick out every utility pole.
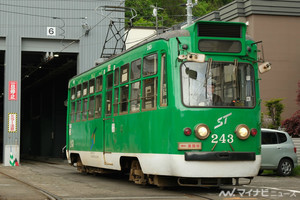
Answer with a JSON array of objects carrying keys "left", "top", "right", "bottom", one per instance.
[
  {"left": 186, "top": 0, "right": 198, "bottom": 25},
  {"left": 151, "top": 4, "right": 163, "bottom": 32}
]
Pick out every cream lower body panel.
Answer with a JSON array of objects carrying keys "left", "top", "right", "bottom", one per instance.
[{"left": 68, "top": 150, "right": 261, "bottom": 178}]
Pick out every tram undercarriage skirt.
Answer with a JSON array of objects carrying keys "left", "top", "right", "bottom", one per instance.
[{"left": 185, "top": 152, "right": 256, "bottom": 161}]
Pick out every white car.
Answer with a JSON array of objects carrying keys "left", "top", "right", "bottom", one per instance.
[{"left": 260, "top": 128, "right": 298, "bottom": 176}]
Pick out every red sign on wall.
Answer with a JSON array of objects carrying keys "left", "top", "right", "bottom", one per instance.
[{"left": 8, "top": 81, "right": 17, "bottom": 101}]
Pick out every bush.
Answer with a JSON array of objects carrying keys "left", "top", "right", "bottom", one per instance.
[
  {"left": 282, "top": 110, "right": 300, "bottom": 137},
  {"left": 282, "top": 81, "right": 300, "bottom": 137}
]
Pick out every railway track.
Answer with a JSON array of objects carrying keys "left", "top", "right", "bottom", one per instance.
[{"left": 0, "top": 171, "right": 60, "bottom": 200}]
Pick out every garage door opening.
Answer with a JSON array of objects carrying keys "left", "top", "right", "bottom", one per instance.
[
  {"left": 21, "top": 51, "right": 77, "bottom": 159},
  {"left": 0, "top": 51, "right": 4, "bottom": 162}
]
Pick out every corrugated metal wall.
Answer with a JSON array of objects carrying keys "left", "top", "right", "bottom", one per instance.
[
  {"left": 0, "top": 0, "right": 124, "bottom": 72},
  {"left": 0, "top": 0, "right": 124, "bottom": 165}
]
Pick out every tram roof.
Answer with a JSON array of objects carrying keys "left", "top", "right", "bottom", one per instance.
[{"left": 70, "top": 29, "right": 190, "bottom": 81}]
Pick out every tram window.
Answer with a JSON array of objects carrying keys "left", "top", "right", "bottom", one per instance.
[
  {"left": 114, "top": 88, "right": 119, "bottom": 115},
  {"left": 95, "top": 94, "right": 102, "bottom": 118},
  {"left": 76, "top": 84, "right": 82, "bottom": 98},
  {"left": 120, "top": 85, "right": 129, "bottom": 113},
  {"left": 83, "top": 82, "right": 88, "bottom": 96},
  {"left": 88, "top": 96, "right": 95, "bottom": 119},
  {"left": 143, "top": 54, "right": 157, "bottom": 77},
  {"left": 131, "top": 59, "right": 141, "bottom": 80},
  {"left": 71, "top": 87, "right": 76, "bottom": 100},
  {"left": 114, "top": 68, "right": 119, "bottom": 86},
  {"left": 96, "top": 75, "right": 103, "bottom": 92},
  {"left": 142, "top": 78, "right": 157, "bottom": 110},
  {"left": 89, "top": 79, "right": 95, "bottom": 94},
  {"left": 181, "top": 62, "right": 255, "bottom": 108},
  {"left": 160, "top": 54, "right": 167, "bottom": 106},
  {"left": 70, "top": 102, "right": 75, "bottom": 123},
  {"left": 76, "top": 99, "right": 81, "bottom": 122},
  {"left": 105, "top": 91, "right": 112, "bottom": 116},
  {"left": 130, "top": 81, "right": 140, "bottom": 112},
  {"left": 82, "top": 98, "right": 88, "bottom": 121},
  {"left": 121, "top": 64, "right": 129, "bottom": 84},
  {"left": 107, "top": 73, "right": 113, "bottom": 89}
]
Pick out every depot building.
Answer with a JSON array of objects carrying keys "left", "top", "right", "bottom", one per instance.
[{"left": 0, "top": 0, "right": 124, "bottom": 165}]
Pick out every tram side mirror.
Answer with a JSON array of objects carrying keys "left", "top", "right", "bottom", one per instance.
[
  {"left": 185, "top": 68, "right": 197, "bottom": 79},
  {"left": 258, "top": 62, "right": 271, "bottom": 74}
]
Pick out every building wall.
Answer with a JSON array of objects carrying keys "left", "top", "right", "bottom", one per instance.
[
  {"left": 126, "top": 28, "right": 156, "bottom": 49},
  {"left": 246, "top": 15, "right": 300, "bottom": 120},
  {"left": 197, "top": 0, "right": 300, "bottom": 121},
  {"left": 0, "top": 0, "right": 124, "bottom": 72}
]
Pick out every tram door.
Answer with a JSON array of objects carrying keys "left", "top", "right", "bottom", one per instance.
[{"left": 103, "top": 72, "right": 114, "bottom": 165}]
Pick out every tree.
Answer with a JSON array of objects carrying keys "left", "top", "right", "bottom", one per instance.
[
  {"left": 125, "top": 0, "right": 234, "bottom": 28},
  {"left": 282, "top": 81, "right": 300, "bottom": 137},
  {"left": 265, "top": 99, "right": 284, "bottom": 129}
]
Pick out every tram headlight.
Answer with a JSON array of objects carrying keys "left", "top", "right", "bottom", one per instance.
[
  {"left": 235, "top": 124, "right": 250, "bottom": 140},
  {"left": 194, "top": 124, "right": 210, "bottom": 140}
]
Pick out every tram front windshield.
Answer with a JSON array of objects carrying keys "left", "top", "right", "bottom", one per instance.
[{"left": 181, "top": 61, "right": 255, "bottom": 108}]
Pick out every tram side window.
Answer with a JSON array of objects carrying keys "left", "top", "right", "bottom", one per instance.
[
  {"left": 106, "top": 91, "right": 112, "bottom": 116},
  {"left": 89, "top": 79, "right": 95, "bottom": 94},
  {"left": 143, "top": 78, "right": 157, "bottom": 110},
  {"left": 160, "top": 54, "right": 167, "bottom": 106},
  {"left": 131, "top": 59, "right": 141, "bottom": 80},
  {"left": 114, "top": 88, "right": 119, "bottom": 115},
  {"left": 130, "top": 81, "right": 140, "bottom": 112},
  {"left": 96, "top": 75, "right": 103, "bottom": 92},
  {"left": 83, "top": 82, "right": 88, "bottom": 96},
  {"left": 77, "top": 84, "right": 82, "bottom": 98},
  {"left": 143, "top": 54, "right": 157, "bottom": 77},
  {"left": 107, "top": 74, "right": 113, "bottom": 89},
  {"left": 95, "top": 94, "right": 102, "bottom": 118},
  {"left": 71, "top": 87, "right": 76, "bottom": 100},
  {"left": 121, "top": 64, "right": 129, "bottom": 84},
  {"left": 114, "top": 68, "right": 119, "bottom": 86},
  {"left": 88, "top": 96, "right": 95, "bottom": 119},
  {"left": 82, "top": 98, "right": 88, "bottom": 121},
  {"left": 70, "top": 102, "right": 75, "bottom": 123},
  {"left": 76, "top": 99, "right": 81, "bottom": 122},
  {"left": 120, "top": 85, "right": 129, "bottom": 114}
]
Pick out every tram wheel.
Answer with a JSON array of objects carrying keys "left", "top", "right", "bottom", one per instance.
[
  {"left": 76, "top": 157, "right": 87, "bottom": 173},
  {"left": 129, "top": 160, "right": 147, "bottom": 185}
]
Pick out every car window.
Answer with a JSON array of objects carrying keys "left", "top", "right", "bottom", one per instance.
[
  {"left": 262, "top": 132, "right": 277, "bottom": 145},
  {"left": 277, "top": 132, "right": 287, "bottom": 143}
]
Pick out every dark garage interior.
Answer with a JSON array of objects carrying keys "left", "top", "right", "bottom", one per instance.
[{"left": 20, "top": 52, "right": 77, "bottom": 159}]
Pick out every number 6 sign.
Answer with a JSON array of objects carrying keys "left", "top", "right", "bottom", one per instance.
[{"left": 47, "top": 27, "right": 56, "bottom": 36}]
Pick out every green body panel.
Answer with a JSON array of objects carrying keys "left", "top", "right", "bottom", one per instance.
[{"left": 66, "top": 21, "right": 261, "bottom": 160}]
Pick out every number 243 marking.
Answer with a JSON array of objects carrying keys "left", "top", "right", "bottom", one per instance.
[{"left": 211, "top": 134, "right": 234, "bottom": 144}]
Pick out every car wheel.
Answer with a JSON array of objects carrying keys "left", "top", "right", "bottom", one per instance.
[{"left": 277, "top": 158, "right": 293, "bottom": 176}]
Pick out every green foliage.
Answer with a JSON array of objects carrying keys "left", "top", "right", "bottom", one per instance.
[
  {"left": 292, "top": 166, "right": 300, "bottom": 176},
  {"left": 125, "top": 0, "right": 234, "bottom": 28},
  {"left": 265, "top": 98, "right": 284, "bottom": 129}
]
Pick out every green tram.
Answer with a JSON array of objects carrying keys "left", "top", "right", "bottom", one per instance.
[{"left": 66, "top": 21, "right": 266, "bottom": 187}]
